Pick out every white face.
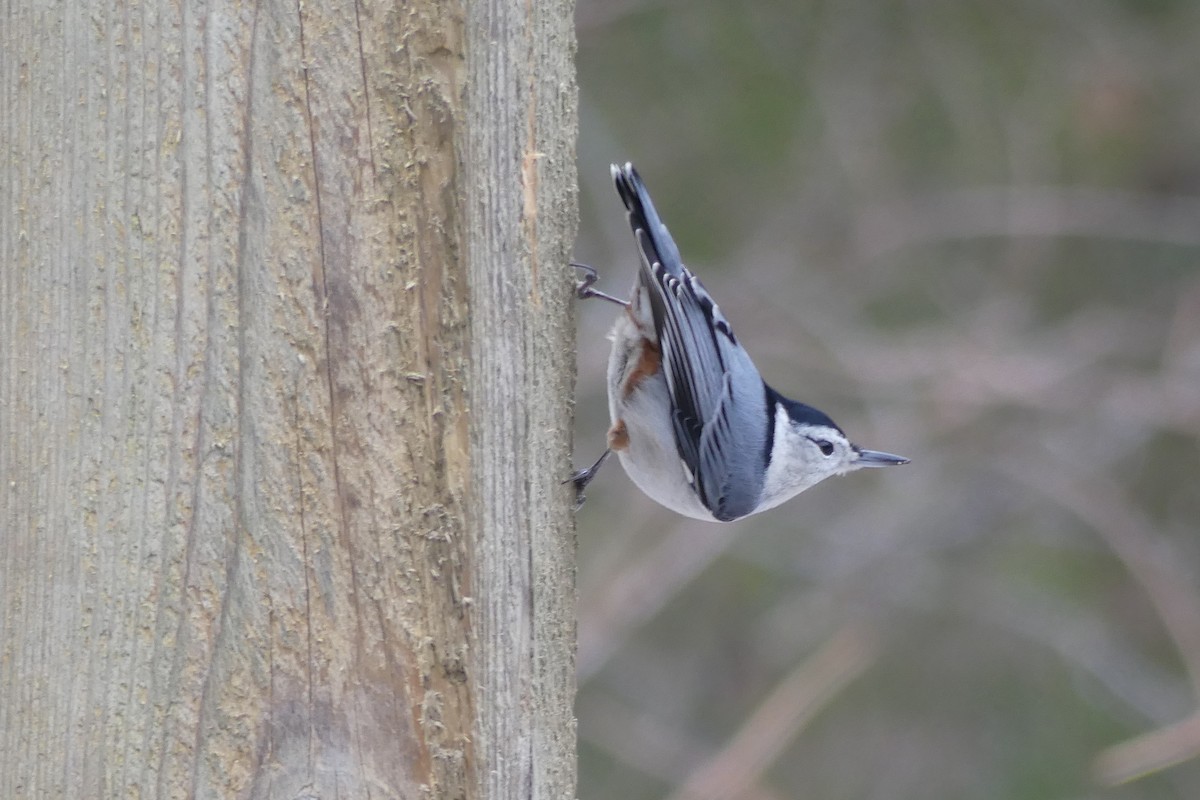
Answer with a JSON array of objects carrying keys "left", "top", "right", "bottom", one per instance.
[
  {"left": 797, "top": 424, "right": 862, "bottom": 475},
  {"left": 758, "top": 407, "right": 888, "bottom": 514}
]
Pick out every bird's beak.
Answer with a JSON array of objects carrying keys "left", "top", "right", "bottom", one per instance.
[{"left": 854, "top": 448, "right": 910, "bottom": 468}]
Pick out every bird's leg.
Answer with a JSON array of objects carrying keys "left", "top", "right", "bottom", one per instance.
[
  {"left": 564, "top": 448, "right": 612, "bottom": 509},
  {"left": 566, "top": 261, "right": 623, "bottom": 508},
  {"left": 571, "top": 262, "right": 629, "bottom": 307}
]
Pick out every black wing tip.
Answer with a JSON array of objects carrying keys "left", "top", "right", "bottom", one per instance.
[
  {"left": 611, "top": 162, "right": 642, "bottom": 210},
  {"left": 612, "top": 162, "right": 671, "bottom": 270}
]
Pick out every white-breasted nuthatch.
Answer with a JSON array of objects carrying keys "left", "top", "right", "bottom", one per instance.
[{"left": 570, "top": 163, "right": 909, "bottom": 522}]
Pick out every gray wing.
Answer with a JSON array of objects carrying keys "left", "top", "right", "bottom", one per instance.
[{"left": 614, "top": 164, "right": 768, "bottom": 520}]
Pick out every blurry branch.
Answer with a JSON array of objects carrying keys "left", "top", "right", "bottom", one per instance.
[
  {"left": 578, "top": 695, "right": 785, "bottom": 800},
  {"left": 999, "top": 457, "right": 1200, "bottom": 783},
  {"left": 578, "top": 522, "right": 736, "bottom": 681},
  {"left": 854, "top": 187, "right": 1200, "bottom": 263},
  {"left": 1164, "top": 279, "right": 1200, "bottom": 365},
  {"left": 966, "top": 573, "right": 1185, "bottom": 722},
  {"left": 1094, "top": 711, "right": 1200, "bottom": 787},
  {"left": 577, "top": 694, "right": 710, "bottom": 790},
  {"left": 664, "top": 623, "right": 879, "bottom": 800},
  {"left": 757, "top": 277, "right": 1200, "bottom": 438},
  {"left": 999, "top": 459, "right": 1200, "bottom": 698},
  {"left": 761, "top": 255, "right": 1200, "bottom": 787}
]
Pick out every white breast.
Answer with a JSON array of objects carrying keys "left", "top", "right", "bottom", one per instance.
[{"left": 605, "top": 311, "right": 719, "bottom": 522}]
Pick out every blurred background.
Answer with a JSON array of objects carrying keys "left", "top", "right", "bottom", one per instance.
[{"left": 569, "top": 1, "right": 1200, "bottom": 798}]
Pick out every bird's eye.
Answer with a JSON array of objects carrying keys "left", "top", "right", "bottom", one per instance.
[{"left": 815, "top": 439, "right": 834, "bottom": 456}]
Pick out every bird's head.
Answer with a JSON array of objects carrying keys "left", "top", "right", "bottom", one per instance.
[{"left": 758, "top": 393, "right": 908, "bottom": 513}]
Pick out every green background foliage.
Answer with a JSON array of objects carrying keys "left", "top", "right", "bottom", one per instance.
[{"left": 572, "top": 1, "right": 1200, "bottom": 798}]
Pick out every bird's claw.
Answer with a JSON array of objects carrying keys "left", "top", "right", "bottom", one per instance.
[
  {"left": 570, "top": 262, "right": 629, "bottom": 307},
  {"left": 564, "top": 467, "right": 595, "bottom": 510},
  {"left": 564, "top": 449, "right": 612, "bottom": 510}
]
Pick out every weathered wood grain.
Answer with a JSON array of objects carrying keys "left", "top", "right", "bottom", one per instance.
[{"left": 0, "top": 0, "right": 577, "bottom": 797}]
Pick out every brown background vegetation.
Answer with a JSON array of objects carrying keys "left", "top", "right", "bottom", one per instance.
[{"left": 571, "top": 2, "right": 1200, "bottom": 798}]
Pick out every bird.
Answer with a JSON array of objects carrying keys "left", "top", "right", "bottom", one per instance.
[{"left": 569, "top": 163, "right": 908, "bottom": 522}]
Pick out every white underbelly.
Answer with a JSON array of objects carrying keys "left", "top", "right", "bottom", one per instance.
[{"left": 611, "top": 370, "right": 717, "bottom": 522}]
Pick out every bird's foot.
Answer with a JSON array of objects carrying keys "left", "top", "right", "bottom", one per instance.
[
  {"left": 564, "top": 449, "right": 612, "bottom": 509},
  {"left": 570, "top": 262, "right": 629, "bottom": 307}
]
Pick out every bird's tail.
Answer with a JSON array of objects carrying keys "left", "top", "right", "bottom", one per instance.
[{"left": 611, "top": 163, "right": 685, "bottom": 277}]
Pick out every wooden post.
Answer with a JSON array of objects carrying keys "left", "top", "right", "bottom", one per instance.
[{"left": 0, "top": 0, "right": 577, "bottom": 797}]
